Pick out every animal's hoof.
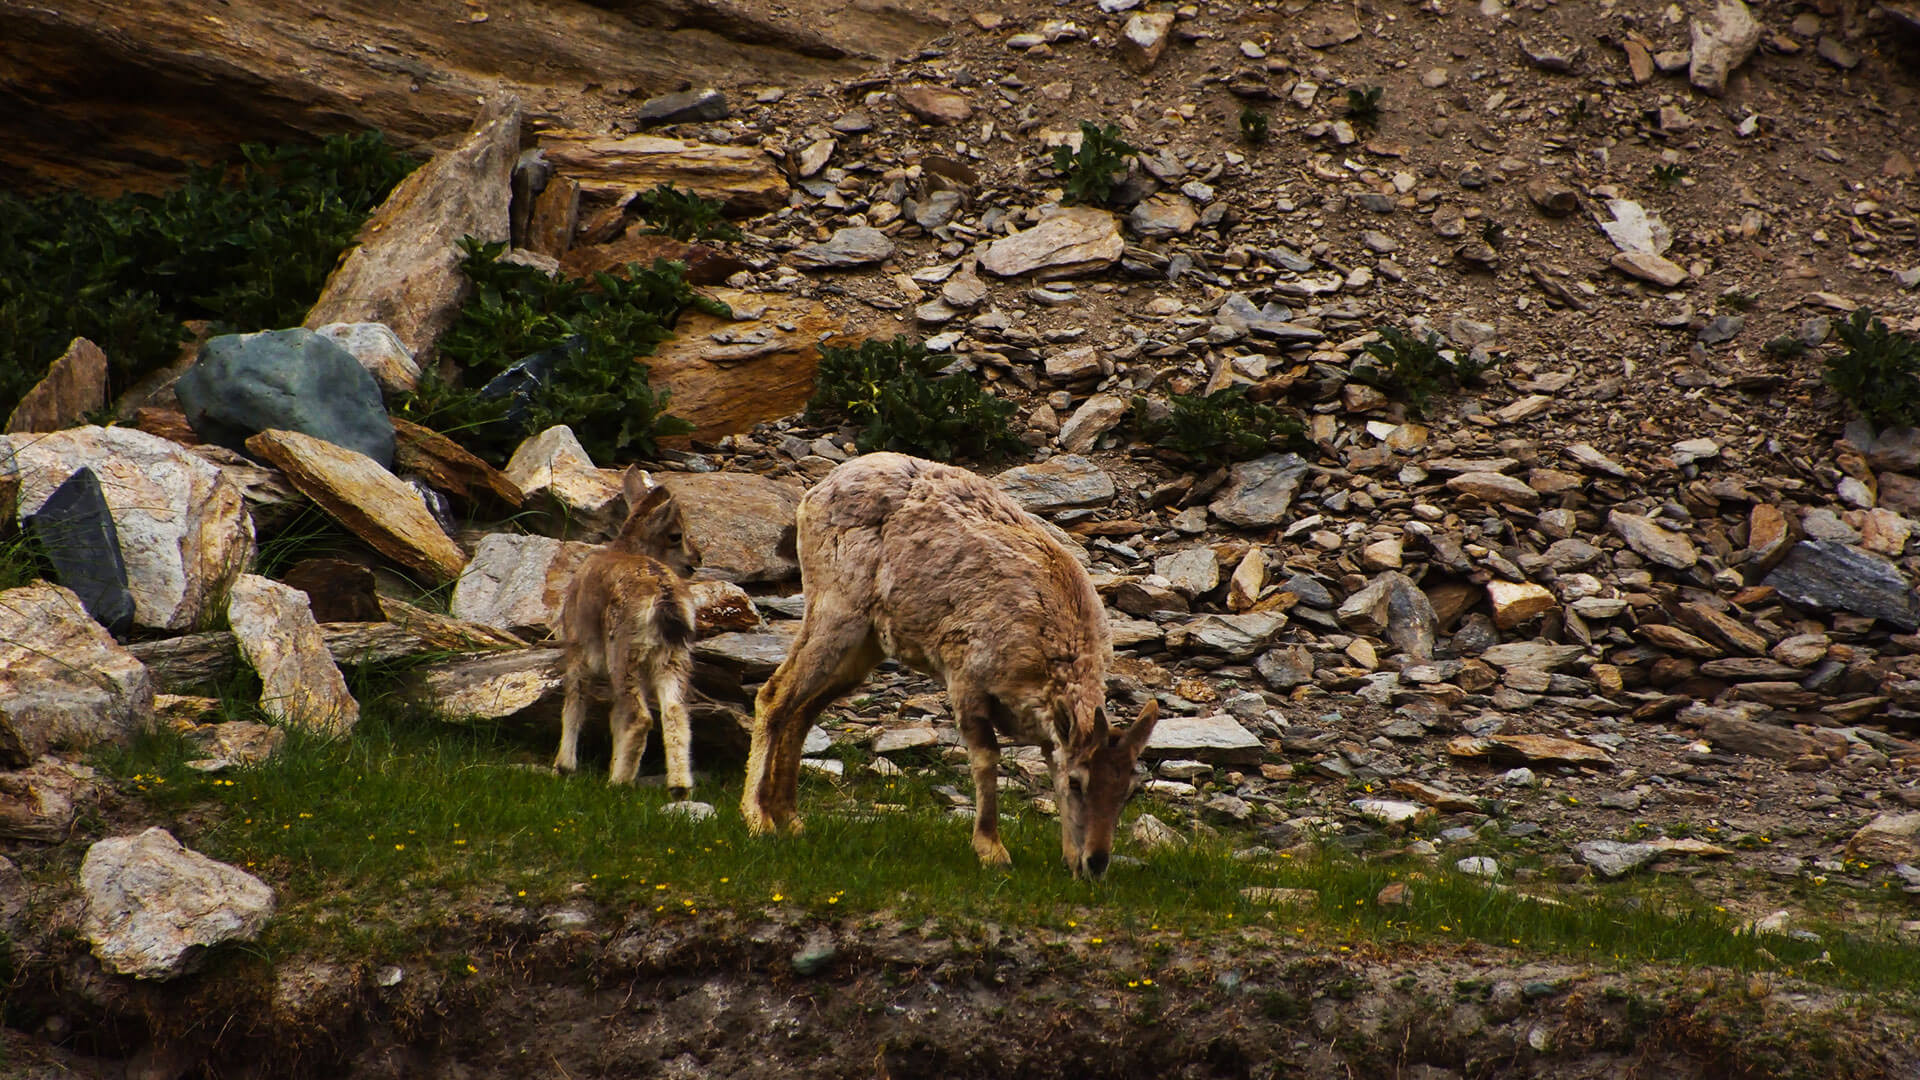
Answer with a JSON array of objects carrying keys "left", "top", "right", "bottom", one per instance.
[
  {"left": 974, "top": 838, "right": 1012, "bottom": 867},
  {"left": 668, "top": 786, "right": 691, "bottom": 802}
]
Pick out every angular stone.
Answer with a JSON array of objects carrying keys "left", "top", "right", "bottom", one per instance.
[
  {"left": 1210, "top": 453, "right": 1311, "bottom": 528},
  {"left": 181, "top": 721, "right": 285, "bottom": 773},
  {"left": 792, "top": 226, "right": 895, "bottom": 270},
  {"left": 1744, "top": 503, "right": 1799, "bottom": 573},
  {"left": 1609, "top": 511, "right": 1698, "bottom": 570},
  {"left": 451, "top": 533, "right": 599, "bottom": 637},
  {"left": 226, "top": 575, "right": 357, "bottom": 736},
  {"left": 1525, "top": 175, "right": 1578, "bottom": 217},
  {"left": 81, "top": 827, "right": 275, "bottom": 979},
  {"left": 1058, "top": 393, "right": 1129, "bottom": 453},
  {"left": 1488, "top": 580, "right": 1557, "bottom": 629},
  {"left": 314, "top": 322, "right": 420, "bottom": 396},
  {"left": 1599, "top": 199, "right": 1672, "bottom": 256},
  {"left": 655, "top": 471, "right": 804, "bottom": 584},
  {"left": 1227, "top": 546, "right": 1267, "bottom": 612},
  {"left": 0, "top": 584, "right": 151, "bottom": 766},
  {"left": 996, "top": 455, "right": 1116, "bottom": 511},
  {"left": 1611, "top": 251, "right": 1689, "bottom": 288},
  {"left": 1448, "top": 733, "right": 1613, "bottom": 768},
  {"left": 504, "top": 426, "right": 626, "bottom": 538},
  {"left": 1390, "top": 778, "right": 1480, "bottom": 813},
  {"left": 1352, "top": 798, "right": 1426, "bottom": 826},
  {"left": 1142, "top": 712, "right": 1263, "bottom": 764},
  {"left": 1698, "top": 713, "right": 1819, "bottom": 760},
  {"left": 634, "top": 87, "right": 729, "bottom": 128},
  {"left": 391, "top": 417, "right": 525, "bottom": 510},
  {"left": 1689, "top": 0, "right": 1761, "bottom": 97},
  {"left": 1676, "top": 601, "right": 1768, "bottom": 656},
  {"left": 1045, "top": 346, "right": 1105, "bottom": 384},
  {"left": 0, "top": 758, "right": 103, "bottom": 842},
  {"left": 1119, "top": 12, "right": 1177, "bottom": 72},
  {"left": 896, "top": 85, "right": 973, "bottom": 125},
  {"left": 305, "top": 96, "right": 520, "bottom": 354},
  {"left": 1638, "top": 623, "right": 1719, "bottom": 658},
  {"left": 3, "top": 426, "right": 253, "bottom": 630},
  {"left": 1335, "top": 572, "right": 1434, "bottom": 660},
  {"left": 246, "top": 429, "right": 468, "bottom": 585},
  {"left": 1129, "top": 193, "right": 1199, "bottom": 238},
  {"left": 648, "top": 288, "right": 845, "bottom": 447},
  {"left": 6, "top": 336, "right": 106, "bottom": 433},
  {"left": 1576, "top": 839, "right": 1657, "bottom": 879},
  {"left": 177, "top": 328, "right": 394, "bottom": 467},
  {"left": 1846, "top": 812, "right": 1920, "bottom": 865},
  {"left": 690, "top": 579, "right": 762, "bottom": 635},
  {"left": 417, "top": 648, "right": 565, "bottom": 720},
  {"left": 1256, "top": 644, "right": 1315, "bottom": 689},
  {"left": 694, "top": 626, "right": 800, "bottom": 680},
  {"left": 1155, "top": 547, "right": 1220, "bottom": 598},
  {"left": 1131, "top": 813, "right": 1185, "bottom": 849},
  {"left": 874, "top": 726, "right": 941, "bottom": 754},
  {"left": 1447, "top": 471, "right": 1540, "bottom": 508},
  {"left": 25, "top": 466, "right": 136, "bottom": 637},
  {"left": 1762, "top": 540, "right": 1920, "bottom": 631},
  {"left": 1859, "top": 508, "right": 1914, "bottom": 557},
  {"left": 979, "top": 206, "right": 1125, "bottom": 279},
  {"left": 537, "top": 131, "right": 789, "bottom": 214},
  {"left": 1171, "top": 612, "right": 1287, "bottom": 659},
  {"left": 560, "top": 231, "right": 746, "bottom": 286}
]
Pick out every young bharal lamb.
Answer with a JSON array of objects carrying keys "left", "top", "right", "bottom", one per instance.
[
  {"left": 742, "top": 451, "right": 1159, "bottom": 878},
  {"left": 556, "top": 466, "right": 701, "bottom": 795}
]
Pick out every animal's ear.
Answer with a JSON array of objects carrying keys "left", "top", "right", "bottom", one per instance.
[
  {"left": 629, "top": 485, "right": 677, "bottom": 535},
  {"left": 621, "top": 465, "right": 656, "bottom": 511},
  {"left": 1119, "top": 699, "right": 1160, "bottom": 755},
  {"left": 1050, "top": 700, "right": 1076, "bottom": 747},
  {"left": 1092, "top": 704, "right": 1111, "bottom": 742}
]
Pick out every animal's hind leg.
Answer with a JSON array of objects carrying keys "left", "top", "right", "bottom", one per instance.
[
  {"left": 655, "top": 652, "right": 695, "bottom": 800},
  {"left": 955, "top": 686, "right": 1010, "bottom": 868},
  {"left": 555, "top": 655, "right": 590, "bottom": 775},
  {"left": 743, "top": 603, "right": 881, "bottom": 834},
  {"left": 608, "top": 638, "right": 656, "bottom": 785}
]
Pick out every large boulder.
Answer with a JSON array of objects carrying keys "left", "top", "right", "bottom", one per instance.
[
  {"left": 2, "top": 426, "right": 253, "bottom": 630},
  {"left": 81, "top": 827, "right": 275, "bottom": 979},
  {"left": 653, "top": 472, "right": 804, "bottom": 584},
  {"left": 303, "top": 95, "right": 522, "bottom": 356},
  {"left": 0, "top": 584, "right": 153, "bottom": 766},
  {"left": 450, "top": 532, "right": 598, "bottom": 637},
  {"left": 175, "top": 328, "right": 395, "bottom": 467}
]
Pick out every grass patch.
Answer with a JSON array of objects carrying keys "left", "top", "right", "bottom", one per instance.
[
  {"left": 86, "top": 696, "right": 1920, "bottom": 996},
  {"left": 807, "top": 335, "right": 1022, "bottom": 462},
  {"left": 0, "top": 132, "right": 418, "bottom": 416},
  {"left": 0, "top": 531, "right": 53, "bottom": 593}
]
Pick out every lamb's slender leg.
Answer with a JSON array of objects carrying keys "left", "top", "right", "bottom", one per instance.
[
  {"left": 656, "top": 652, "right": 695, "bottom": 800},
  {"left": 555, "top": 652, "right": 590, "bottom": 775},
  {"left": 744, "top": 604, "right": 882, "bottom": 834},
  {"left": 608, "top": 637, "right": 655, "bottom": 786},
  {"left": 954, "top": 687, "right": 1010, "bottom": 867}
]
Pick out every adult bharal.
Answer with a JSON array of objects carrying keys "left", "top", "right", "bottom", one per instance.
[{"left": 742, "top": 452, "right": 1159, "bottom": 878}]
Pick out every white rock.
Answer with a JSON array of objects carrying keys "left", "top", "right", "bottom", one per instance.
[
  {"left": 979, "top": 206, "right": 1125, "bottom": 279},
  {"left": 81, "top": 827, "right": 275, "bottom": 979},
  {"left": 226, "top": 575, "right": 358, "bottom": 736},
  {"left": 1144, "top": 711, "right": 1262, "bottom": 763},
  {"left": 0, "top": 583, "right": 153, "bottom": 764},
  {"left": 450, "top": 533, "right": 598, "bottom": 636},
  {"left": 2, "top": 427, "right": 253, "bottom": 630},
  {"left": 1456, "top": 856, "right": 1500, "bottom": 878},
  {"left": 1351, "top": 798, "right": 1424, "bottom": 825},
  {"left": 504, "top": 426, "right": 624, "bottom": 537},
  {"left": 660, "top": 801, "right": 716, "bottom": 822}
]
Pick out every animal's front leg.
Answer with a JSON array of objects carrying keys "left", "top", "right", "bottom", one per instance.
[{"left": 956, "top": 690, "right": 1010, "bottom": 867}]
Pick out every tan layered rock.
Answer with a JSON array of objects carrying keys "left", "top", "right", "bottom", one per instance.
[
  {"left": 653, "top": 471, "right": 804, "bottom": 584},
  {"left": 502, "top": 426, "right": 626, "bottom": 539},
  {"left": 1488, "top": 581, "right": 1558, "bottom": 629},
  {"left": 303, "top": 95, "right": 522, "bottom": 356},
  {"left": 539, "top": 132, "right": 789, "bottom": 213},
  {"left": 1447, "top": 734, "right": 1614, "bottom": 769},
  {"left": 3, "top": 426, "right": 252, "bottom": 630},
  {"left": 6, "top": 336, "right": 107, "bottom": 433},
  {"left": 896, "top": 85, "right": 973, "bottom": 125},
  {"left": 246, "top": 429, "right": 468, "bottom": 585},
  {"left": 391, "top": 418, "right": 526, "bottom": 510},
  {"left": 226, "top": 575, "right": 359, "bottom": 736},
  {"left": 418, "top": 648, "right": 566, "bottom": 721},
  {"left": 648, "top": 289, "right": 848, "bottom": 446},
  {"left": 979, "top": 206, "right": 1125, "bottom": 278},
  {"left": 81, "top": 828, "right": 275, "bottom": 979}
]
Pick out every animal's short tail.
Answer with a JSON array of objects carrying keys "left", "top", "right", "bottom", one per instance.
[{"left": 654, "top": 582, "right": 695, "bottom": 649}]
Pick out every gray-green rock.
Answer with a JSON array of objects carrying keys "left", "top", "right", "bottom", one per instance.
[{"left": 177, "top": 328, "right": 395, "bottom": 468}]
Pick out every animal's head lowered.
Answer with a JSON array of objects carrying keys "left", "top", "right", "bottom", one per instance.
[
  {"left": 1051, "top": 699, "right": 1160, "bottom": 880},
  {"left": 614, "top": 466, "right": 701, "bottom": 576}
]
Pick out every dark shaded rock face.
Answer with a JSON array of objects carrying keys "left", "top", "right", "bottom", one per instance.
[
  {"left": 25, "top": 466, "right": 135, "bottom": 638},
  {"left": 176, "top": 329, "right": 395, "bottom": 468}
]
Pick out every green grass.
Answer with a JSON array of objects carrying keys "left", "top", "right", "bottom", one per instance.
[
  {"left": 83, "top": 692, "right": 1920, "bottom": 999},
  {"left": 0, "top": 531, "right": 53, "bottom": 592}
]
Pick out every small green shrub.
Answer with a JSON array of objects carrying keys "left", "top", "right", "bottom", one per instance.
[
  {"left": 1345, "top": 86, "right": 1384, "bottom": 128},
  {"left": 397, "top": 237, "right": 723, "bottom": 464},
  {"left": 1052, "top": 121, "right": 1137, "bottom": 206},
  {"left": 1479, "top": 219, "right": 1506, "bottom": 247},
  {"left": 1823, "top": 308, "right": 1920, "bottom": 428},
  {"left": 0, "top": 132, "right": 419, "bottom": 416},
  {"left": 808, "top": 336, "right": 1021, "bottom": 462},
  {"left": 632, "top": 183, "right": 742, "bottom": 243},
  {"left": 1653, "top": 162, "right": 1688, "bottom": 189},
  {"left": 1132, "top": 386, "right": 1304, "bottom": 466},
  {"left": 1721, "top": 289, "right": 1756, "bottom": 312},
  {"left": 1239, "top": 106, "right": 1270, "bottom": 145},
  {"left": 1354, "top": 326, "right": 1491, "bottom": 416}
]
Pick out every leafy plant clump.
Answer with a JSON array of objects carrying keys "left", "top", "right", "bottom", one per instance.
[
  {"left": 1239, "top": 106, "right": 1270, "bottom": 145},
  {"left": 632, "top": 183, "right": 742, "bottom": 243},
  {"left": 807, "top": 335, "right": 1022, "bottom": 462},
  {"left": 1052, "top": 121, "right": 1138, "bottom": 206},
  {"left": 1355, "top": 325, "right": 1492, "bottom": 416},
  {"left": 1763, "top": 335, "right": 1809, "bottom": 360},
  {"left": 1823, "top": 308, "right": 1920, "bottom": 428},
  {"left": 1653, "top": 162, "right": 1688, "bottom": 189},
  {"left": 0, "top": 132, "right": 419, "bottom": 416},
  {"left": 1132, "top": 386, "right": 1304, "bottom": 466},
  {"left": 1346, "top": 86, "right": 1385, "bottom": 128},
  {"left": 396, "top": 238, "right": 727, "bottom": 464}
]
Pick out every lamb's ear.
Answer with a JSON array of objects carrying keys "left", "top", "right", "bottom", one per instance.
[
  {"left": 621, "top": 465, "right": 655, "bottom": 511},
  {"left": 1050, "top": 700, "right": 1076, "bottom": 747},
  {"left": 1120, "top": 699, "right": 1160, "bottom": 755},
  {"left": 1092, "top": 704, "right": 1111, "bottom": 742},
  {"left": 630, "top": 485, "right": 676, "bottom": 531}
]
